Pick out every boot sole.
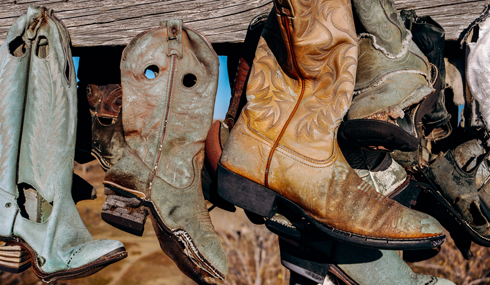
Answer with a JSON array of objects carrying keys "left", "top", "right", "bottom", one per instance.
[
  {"left": 103, "top": 184, "right": 225, "bottom": 280},
  {"left": 415, "top": 176, "right": 490, "bottom": 247},
  {"left": 217, "top": 163, "right": 445, "bottom": 250},
  {"left": 278, "top": 237, "right": 357, "bottom": 285},
  {"left": 0, "top": 237, "right": 127, "bottom": 282}
]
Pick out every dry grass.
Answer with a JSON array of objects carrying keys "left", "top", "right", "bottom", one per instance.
[
  {"left": 409, "top": 233, "right": 490, "bottom": 285},
  {"left": 216, "top": 223, "right": 288, "bottom": 285}
]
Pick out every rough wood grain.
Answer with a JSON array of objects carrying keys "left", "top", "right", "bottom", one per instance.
[{"left": 0, "top": 0, "right": 488, "bottom": 47}]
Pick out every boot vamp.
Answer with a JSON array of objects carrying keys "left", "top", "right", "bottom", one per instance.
[
  {"left": 348, "top": 71, "right": 433, "bottom": 120},
  {"left": 427, "top": 151, "right": 490, "bottom": 235}
]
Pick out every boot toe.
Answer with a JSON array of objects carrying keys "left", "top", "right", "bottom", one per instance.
[
  {"left": 67, "top": 239, "right": 126, "bottom": 270},
  {"left": 195, "top": 233, "right": 229, "bottom": 278},
  {"left": 398, "top": 208, "right": 444, "bottom": 238}
]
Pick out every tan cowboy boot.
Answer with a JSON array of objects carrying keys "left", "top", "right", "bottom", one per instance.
[
  {"left": 218, "top": 0, "right": 445, "bottom": 250},
  {"left": 103, "top": 20, "right": 228, "bottom": 284}
]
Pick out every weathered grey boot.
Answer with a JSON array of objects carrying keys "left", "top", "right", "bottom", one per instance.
[
  {"left": 421, "top": 139, "right": 490, "bottom": 245},
  {"left": 104, "top": 20, "right": 228, "bottom": 284},
  {"left": 339, "top": 0, "right": 437, "bottom": 152},
  {"left": 0, "top": 7, "right": 126, "bottom": 281}
]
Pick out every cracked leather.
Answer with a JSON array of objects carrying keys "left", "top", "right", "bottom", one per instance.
[
  {"left": 220, "top": 0, "right": 443, "bottom": 240},
  {"left": 401, "top": 9, "right": 451, "bottom": 132},
  {"left": 0, "top": 6, "right": 125, "bottom": 279},
  {"left": 103, "top": 20, "right": 228, "bottom": 284},
  {"left": 347, "top": 0, "right": 434, "bottom": 121},
  {"left": 86, "top": 83, "right": 124, "bottom": 171},
  {"left": 424, "top": 139, "right": 490, "bottom": 236}
]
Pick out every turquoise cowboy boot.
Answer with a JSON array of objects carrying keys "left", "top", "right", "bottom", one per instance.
[{"left": 0, "top": 7, "right": 126, "bottom": 282}]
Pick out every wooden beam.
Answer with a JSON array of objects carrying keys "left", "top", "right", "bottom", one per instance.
[{"left": 0, "top": 0, "right": 488, "bottom": 47}]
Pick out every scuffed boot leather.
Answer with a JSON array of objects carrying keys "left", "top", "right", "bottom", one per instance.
[
  {"left": 401, "top": 10, "right": 452, "bottom": 142},
  {"left": 103, "top": 20, "right": 228, "bottom": 284},
  {"left": 0, "top": 7, "right": 126, "bottom": 282},
  {"left": 86, "top": 83, "right": 124, "bottom": 171},
  {"left": 340, "top": 0, "right": 437, "bottom": 151},
  {"left": 218, "top": 0, "right": 444, "bottom": 250},
  {"left": 421, "top": 139, "right": 490, "bottom": 244}
]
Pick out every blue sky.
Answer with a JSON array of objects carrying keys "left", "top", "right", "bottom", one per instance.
[{"left": 73, "top": 56, "right": 231, "bottom": 120}]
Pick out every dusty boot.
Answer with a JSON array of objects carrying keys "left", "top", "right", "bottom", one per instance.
[
  {"left": 218, "top": 0, "right": 444, "bottom": 250},
  {"left": 420, "top": 139, "right": 490, "bottom": 246},
  {"left": 267, "top": 214, "right": 454, "bottom": 285},
  {"left": 401, "top": 10, "right": 452, "bottom": 141},
  {"left": 339, "top": 0, "right": 438, "bottom": 152},
  {"left": 86, "top": 83, "right": 124, "bottom": 171},
  {"left": 0, "top": 7, "right": 127, "bottom": 282},
  {"left": 103, "top": 20, "right": 228, "bottom": 284}
]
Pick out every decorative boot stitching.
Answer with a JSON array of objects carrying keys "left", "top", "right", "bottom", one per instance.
[
  {"left": 173, "top": 229, "right": 223, "bottom": 279},
  {"left": 148, "top": 55, "right": 177, "bottom": 197},
  {"left": 357, "top": 31, "right": 412, "bottom": 59},
  {"left": 264, "top": 15, "right": 306, "bottom": 188},
  {"left": 0, "top": 57, "right": 16, "bottom": 182}
]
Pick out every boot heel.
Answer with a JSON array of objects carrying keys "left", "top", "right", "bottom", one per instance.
[
  {"left": 217, "top": 163, "right": 277, "bottom": 217},
  {"left": 101, "top": 188, "right": 148, "bottom": 236},
  {"left": 0, "top": 241, "right": 31, "bottom": 273}
]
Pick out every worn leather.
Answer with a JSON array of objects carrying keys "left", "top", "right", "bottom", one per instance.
[
  {"left": 401, "top": 10, "right": 451, "bottom": 133},
  {"left": 0, "top": 7, "right": 125, "bottom": 277},
  {"left": 347, "top": 0, "right": 433, "bottom": 121},
  {"left": 87, "top": 83, "right": 124, "bottom": 170},
  {"left": 221, "top": 0, "right": 443, "bottom": 240},
  {"left": 269, "top": 214, "right": 454, "bottom": 285},
  {"left": 466, "top": 9, "right": 490, "bottom": 136},
  {"left": 104, "top": 20, "right": 228, "bottom": 283},
  {"left": 341, "top": 145, "right": 407, "bottom": 197},
  {"left": 425, "top": 140, "right": 490, "bottom": 236}
]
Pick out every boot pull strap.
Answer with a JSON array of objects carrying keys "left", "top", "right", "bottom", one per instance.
[{"left": 166, "top": 20, "right": 183, "bottom": 58}]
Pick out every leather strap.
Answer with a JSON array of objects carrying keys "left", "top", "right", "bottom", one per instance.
[{"left": 166, "top": 20, "right": 183, "bottom": 58}]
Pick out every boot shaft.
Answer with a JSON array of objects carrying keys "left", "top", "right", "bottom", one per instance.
[
  {"left": 352, "top": 0, "right": 409, "bottom": 55},
  {"left": 242, "top": 0, "right": 357, "bottom": 162},
  {"left": 119, "top": 22, "right": 218, "bottom": 192}
]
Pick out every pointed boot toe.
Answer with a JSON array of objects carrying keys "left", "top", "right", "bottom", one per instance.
[
  {"left": 66, "top": 239, "right": 126, "bottom": 270},
  {"left": 218, "top": 0, "right": 444, "bottom": 250}
]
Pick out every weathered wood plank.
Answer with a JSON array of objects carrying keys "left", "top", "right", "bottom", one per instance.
[{"left": 0, "top": 0, "right": 488, "bottom": 47}]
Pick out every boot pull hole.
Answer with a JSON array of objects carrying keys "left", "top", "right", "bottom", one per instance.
[
  {"left": 9, "top": 36, "right": 26, "bottom": 57},
  {"left": 183, "top": 73, "right": 197, "bottom": 88},
  {"left": 470, "top": 202, "right": 487, "bottom": 226},
  {"left": 35, "top": 36, "right": 49, "bottom": 58},
  {"left": 144, "top": 65, "right": 159, "bottom": 79}
]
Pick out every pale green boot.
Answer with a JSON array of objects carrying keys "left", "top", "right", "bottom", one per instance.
[
  {"left": 0, "top": 7, "right": 126, "bottom": 282},
  {"left": 340, "top": 0, "right": 436, "bottom": 152}
]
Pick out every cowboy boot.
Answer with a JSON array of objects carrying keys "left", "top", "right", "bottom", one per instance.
[
  {"left": 86, "top": 83, "right": 124, "bottom": 171},
  {"left": 267, "top": 214, "right": 455, "bottom": 285},
  {"left": 218, "top": 0, "right": 444, "bottom": 250},
  {"left": 419, "top": 139, "right": 490, "bottom": 246},
  {"left": 0, "top": 7, "right": 126, "bottom": 282},
  {"left": 338, "top": 0, "right": 438, "bottom": 152},
  {"left": 103, "top": 20, "right": 228, "bottom": 284}
]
